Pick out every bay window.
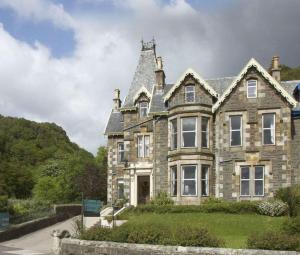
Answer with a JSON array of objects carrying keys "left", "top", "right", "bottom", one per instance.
[
  {"left": 201, "top": 117, "right": 209, "bottom": 148},
  {"left": 171, "top": 166, "right": 178, "bottom": 196},
  {"left": 181, "top": 165, "right": 197, "bottom": 196},
  {"left": 118, "top": 143, "right": 125, "bottom": 163},
  {"left": 170, "top": 119, "right": 178, "bottom": 150},
  {"left": 201, "top": 165, "right": 209, "bottom": 196},
  {"left": 137, "top": 135, "right": 150, "bottom": 158},
  {"left": 185, "top": 85, "right": 195, "bottom": 103},
  {"left": 230, "top": 115, "right": 242, "bottom": 146},
  {"left": 247, "top": 80, "right": 257, "bottom": 98},
  {"left": 262, "top": 113, "right": 275, "bottom": 145},
  {"left": 181, "top": 117, "right": 197, "bottom": 148}
]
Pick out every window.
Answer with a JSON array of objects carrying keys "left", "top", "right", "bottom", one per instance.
[
  {"left": 139, "top": 102, "right": 148, "bottom": 118},
  {"left": 137, "top": 135, "right": 150, "bottom": 158},
  {"left": 254, "top": 166, "right": 264, "bottom": 196},
  {"left": 240, "top": 166, "right": 265, "bottom": 197},
  {"left": 240, "top": 166, "right": 250, "bottom": 196},
  {"left": 201, "top": 165, "right": 209, "bottom": 196},
  {"left": 181, "top": 165, "right": 197, "bottom": 196},
  {"left": 262, "top": 113, "right": 275, "bottom": 145},
  {"left": 201, "top": 117, "right": 209, "bottom": 148},
  {"left": 117, "top": 180, "right": 125, "bottom": 199},
  {"left": 170, "top": 119, "right": 178, "bottom": 150},
  {"left": 230, "top": 115, "right": 242, "bottom": 146},
  {"left": 118, "top": 143, "right": 125, "bottom": 163},
  {"left": 171, "top": 166, "right": 177, "bottom": 196},
  {"left": 185, "top": 85, "right": 195, "bottom": 103},
  {"left": 247, "top": 80, "right": 257, "bottom": 98},
  {"left": 181, "top": 117, "right": 197, "bottom": 148}
]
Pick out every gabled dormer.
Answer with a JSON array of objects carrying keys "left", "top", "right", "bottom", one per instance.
[{"left": 133, "top": 87, "right": 151, "bottom": 118}]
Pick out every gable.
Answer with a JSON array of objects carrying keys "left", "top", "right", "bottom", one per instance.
[
  {"left": 163, "top": 68, "right": 219, "bottom": 103},
  {"left": 212, "top": 58, "right": 298, "bottom": 112},
  {"left": 133, "top": 86, "right": 151, "bottom": 104}
]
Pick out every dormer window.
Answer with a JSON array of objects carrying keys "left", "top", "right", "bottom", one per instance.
[
  {"left": 247, "top": 80, "right": 257, "bottom": 98},
  {"left": 185, "top": 85, "right": 195, "bottom": 103},
  {"left": 139, "top": 102, "right": 148, "bottom": 117}
]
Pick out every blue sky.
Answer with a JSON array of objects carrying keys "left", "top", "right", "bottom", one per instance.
[{"left": 0, "top": 0, "right": 299, "bottom": 153}]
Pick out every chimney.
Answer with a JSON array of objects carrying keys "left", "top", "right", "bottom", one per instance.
[
  {"left": 155, "top": 56, "right": 165, "bottom": 90},
  {"left": 113, "top": 89, "right": 121, "bottom": 110},
  {"left": 270, "top": 55, "right": 281, "bottom": 82}
]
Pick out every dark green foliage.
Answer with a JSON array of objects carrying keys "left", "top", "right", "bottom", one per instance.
[
  {"left": 283, "top": 216, "right": 300, "bottom": 235},
  {"left": 129, "top": 201, "right": 258, "bottom": 215},
  {"left": 149, "top": 192, "right": 174, "bottom": 206},
  {"left": 281, "top": 65, "right": 300, "bottom": 81},
  {"left": 0, "top": 195, "right": 8, "bottom": 212},
  {"left": 0, "top": 115, "right": 107, "bottom": 203},
  {"left": 247, "top": 231, "right": 300, "bottom": 251},
  {"left": 81, "top": 222, "right": 224, "bottom": 247},
  {"left": 275, "top": 185, "right": 300, "bottom": 217}
]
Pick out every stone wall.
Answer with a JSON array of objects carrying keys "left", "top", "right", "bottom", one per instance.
[
  {"left": 60, "top": 239, "right": 300, "bottom": 255},
  {"left": 291, "top": 117, "right": 300, "bottom": 185}
]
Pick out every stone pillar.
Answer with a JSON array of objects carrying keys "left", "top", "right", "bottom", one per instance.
[{"left": 52, "top": 230, "right": 70, "bottom": 255}]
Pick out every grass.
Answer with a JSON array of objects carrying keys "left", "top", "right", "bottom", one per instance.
[{"left": 119, "top": 212, "right": 286, "bottom": 248}]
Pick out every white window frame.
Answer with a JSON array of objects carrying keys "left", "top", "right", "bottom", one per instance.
[
  {"left": 201, "top": 117, "right": 209, "bottom": 148},
  {"left": 137, "top": 135, "right": 150, "bottom": 158},
  {"left": 117, "top": 179, "right": 125, "bottom": 199},
  {"left": 240, "top": 166, "right": 250, "bottom": 196},
  {"left": 230, "top": 115, "right": 242, "bottom": 147},
  {"left": 185, "top": 85, "right": 195, "bottom": 103},
  {"left": 139, "top": 101, "right": 148, "bottom": 118},
  {"left": 118, "top": 142, "right": 125, "bottom": 163},
  {"left": 181, "top": 117, "right": 197, "bottom": 148},
  {"left": 170, "top": 119, "right": 178, "bottom": 150},
  {"left": 181, "top": 165, "right": 197, "bottom": 196},
  {"left": 247, "top": 79, "right": 257, "bottom": 98},
  {"left": 254, "top": 166, "right": 265, "bottom": 197},
  {"left": 262, "top": 113, "right": 275, "bottom": 145},
  {"left": 170, "top": 166, "right": 177, "bottom": 197},
  {"left": 201, "top": 165, "right": 209, "bottom": 196}
]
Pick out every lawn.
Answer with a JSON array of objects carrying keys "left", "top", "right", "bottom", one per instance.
[{"left": 120, "top": 212, "right": 286, "bottom": 248}]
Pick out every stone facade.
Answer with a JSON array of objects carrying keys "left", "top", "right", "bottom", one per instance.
[{"left": 105, "top": 41, "right": 300, "bottom": 206}]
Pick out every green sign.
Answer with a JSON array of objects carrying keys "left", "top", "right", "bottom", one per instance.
[
  {"left": 0, "top": 212, "right": 9, "bottom": 230},
  {"left": 83, "top": 200, "right": 102, "bottom": 216}
]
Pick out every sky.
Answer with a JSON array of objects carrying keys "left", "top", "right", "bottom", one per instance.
[{"left": 0, "top": 0, "right": 300, "bottom": 154}]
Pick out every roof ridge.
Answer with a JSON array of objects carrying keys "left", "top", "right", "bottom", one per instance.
[{"left": 205, "top": 76, "right": 237, "bottom": 80}]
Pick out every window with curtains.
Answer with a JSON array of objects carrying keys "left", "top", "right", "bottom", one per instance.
[
  {"left": 201, "top": 165, "right": 209, "bottom": 196},
  {"left": 171, "top": 166, "right": 177, "bottom": 196},
  {"left": 247, "top": 80, "right": 257, "bottom": 98},
  {"left": 240, "top": 166, "right": 264, "bottom": 197},
  {"left": 201, "top": 117, "right": 209, "bottom": 148},
  {"left": 137, "top": 135, "right": 150, "bottom": 158},
  {"left": 185, "top": 85, "right": 195, "bottom": 103},
  {"left": 230, "top": 115, "right": 242, "bottom": 146},
  {"left": 262, "top": 113, "right": 275, "bottom": 145},
  {"left": 181, "top": 117, "right": 197, "bottom": 148},
  {"left": 118, "top": 143, "right": 125, "bottom": 163},
  {"left": 139, "top": 102, "right": 148, "bottom": 118},
  {"left": 170, "top": 119, "right": 178, "bottom": 150},
  {"left": 181, "top": 165, "right": 197, "bottom": 196}
]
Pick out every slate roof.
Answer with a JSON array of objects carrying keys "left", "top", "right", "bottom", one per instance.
[
  {"left": 104, "top": 111, "right": 123, "bottom": 135},
  {"left": 281, "top": 80, "right": 300, "bottom": 96}
]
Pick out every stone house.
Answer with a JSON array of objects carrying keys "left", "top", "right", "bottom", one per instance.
[{"left": 104, "top": 40, "right": 300, "bottom": 206}]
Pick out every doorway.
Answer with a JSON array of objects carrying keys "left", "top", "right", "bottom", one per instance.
[{"left": 137, "top": 175, "right": 150, "bottom": 204}]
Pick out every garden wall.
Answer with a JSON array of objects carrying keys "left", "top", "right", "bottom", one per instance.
[
  {"left": 0, "top": 204, "right": 81, "bottom": 242},
  {"left": 60, "top": 239, "right": 300, "bottom": 255}
]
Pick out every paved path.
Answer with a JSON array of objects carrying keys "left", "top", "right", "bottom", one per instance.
[{"left": 0, "top": 217, "right": 78, "bottom": 255}]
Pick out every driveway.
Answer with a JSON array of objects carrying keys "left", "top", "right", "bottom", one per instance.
[{"left": 0, "top": 217, "right": 78, "bottom": 255}]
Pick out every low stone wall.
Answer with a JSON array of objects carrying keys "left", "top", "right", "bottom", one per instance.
[
  {"left": 60, "top": 238, "right": 300, "bottom": 255},
  {"left": 0, "top": 204, "right": 81, "bottom": 242}
]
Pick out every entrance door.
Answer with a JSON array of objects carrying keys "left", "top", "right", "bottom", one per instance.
[{"left": 137, "top": 176, "right": 150, "bottom": 204}]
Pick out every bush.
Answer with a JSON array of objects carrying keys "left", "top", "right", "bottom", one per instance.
[
  {"left": 150, "top": 192, "right": 174, "bottom": 206},
  {"left": 247, "top": 231, "right": 300, "bottom": 251},
  {"left": 275, "top": 185, "right": 300, "bottom": 217},
  {"left": 257, "top": 200, "right": 287, "bottom": 217},
  {"left": 81, "top": 222, "right": 224, "bottom": 247},
  {"left": 0, "top": 195, "right": 8, "bottom": 212},
  {"left": 283, "top": 216, "right": 300, "bottom": 235}
]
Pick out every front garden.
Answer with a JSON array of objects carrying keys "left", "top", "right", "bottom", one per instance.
[{"left": 80, "top": 186, "right": 300, "bottom": 251}]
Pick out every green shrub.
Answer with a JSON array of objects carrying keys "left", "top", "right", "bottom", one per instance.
[
  {"left": 0, "top": 195, "right": 8, "bottom": 212},
  {"left": 81, "top": 222, "right": 224, "bottom": 247},
  {"left": 283, "top": 216, "right": 300, "bottom": 235},
  {"left": 150, "top": 192, "right": 174, "bottom": 206},
  {"left": 257, "top": 200, "right": 287, "bottom": 217},
  {"left": 202, "top": 197, "right": 223, "bottom": 204},
  {"left": 275, "top": 185, "right": 300, "bottom": 217},
  {"left": 247, "top": 231, "right": 300, "bottom": 251}
]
